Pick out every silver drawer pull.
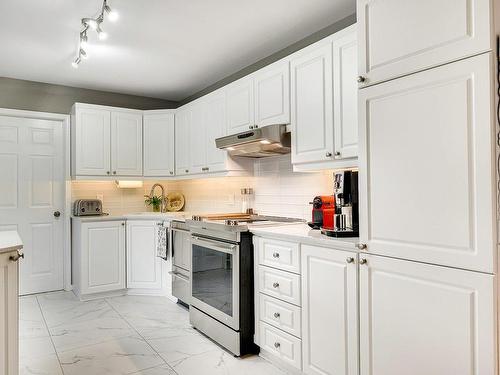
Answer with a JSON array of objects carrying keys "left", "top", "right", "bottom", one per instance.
[
  {"left": 272, "top": 282, "right": 280, "bottom": 288},
  {"left": 273, "top": 312, "right": 280, "bottom": 319},
  {"left": 9, "top": 250, "right": 24, "bottom": 262},
  {"left": 272, "top": 252, "right": 280, "bottom": 258},
  {"left": 274, "top": 342, "right": 281, "bottom": 349}
]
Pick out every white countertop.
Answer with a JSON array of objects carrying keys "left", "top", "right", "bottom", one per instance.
[
  {"left": 249, "top": 223, "right": 359, "bottom": 252},
  {"left": 0, "top": 231, "right": 23, "bottom": 254},
  {"left": 72, "top": 212, "right": 190, "bottom": 222}
]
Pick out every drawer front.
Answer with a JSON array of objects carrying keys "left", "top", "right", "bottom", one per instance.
[
  {"left": 260, "top": 321, "right": 302, "bottom": 370},
  {"left": 259, "top": 266, "right": 301, "bottom": 306},
  {"left": 259, "top": 237, "right": 300, "bottom": 273},
  {"left": 260, "top": 293, "right": 301, "bottom": 338},
  {"left": 171, "top": 267, "right": 190, "bottom": 304}
]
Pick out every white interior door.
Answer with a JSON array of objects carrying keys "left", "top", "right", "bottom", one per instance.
[{"left": 0, "top": 115, "right": 64, "bottom": 295}]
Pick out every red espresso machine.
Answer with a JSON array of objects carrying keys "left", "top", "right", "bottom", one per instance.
[{"left": 309, "top": 195, "right": 335, "bottom": 229}]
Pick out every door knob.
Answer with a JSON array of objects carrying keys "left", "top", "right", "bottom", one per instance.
[
  {"left": 356, "top": 243, "right": 367, "bottom": 250},
  {"left": 9, "top": 250, "right": 24, "bottom": 262},
  {"left": 53, "top": 211, "right": 61, "bottom": 218}
]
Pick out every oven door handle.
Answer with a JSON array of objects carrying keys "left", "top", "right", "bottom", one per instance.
[{"left": 191, "top": 236, "right": 237, "bottom": 254}]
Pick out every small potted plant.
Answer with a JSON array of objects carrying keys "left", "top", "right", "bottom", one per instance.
[{"left": 144, "top": 195, "right": 163, "bottom": 212}]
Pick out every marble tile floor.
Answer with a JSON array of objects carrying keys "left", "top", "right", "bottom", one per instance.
[{"left": 19, "top": 291, "right": 288, "bottom": 375}]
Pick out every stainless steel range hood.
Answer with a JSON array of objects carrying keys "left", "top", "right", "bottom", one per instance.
[{"left": 215, "top": 124, "right": 290, "bottom": 158}]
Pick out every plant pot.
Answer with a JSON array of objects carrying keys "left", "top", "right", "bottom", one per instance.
[{"left": 152, "top": 205, "right": 161, "bottom": 212}]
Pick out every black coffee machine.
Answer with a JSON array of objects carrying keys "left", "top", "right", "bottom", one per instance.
[{"left": 321, "top": 170, "right": 359, "bottom": 237}]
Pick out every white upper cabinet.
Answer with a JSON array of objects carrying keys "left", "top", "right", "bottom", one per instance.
[
  {"left": 189, "top": 101, "right": 207, "bottom": 174},
  {"left": 359, "top": 255, "right": 495, "bottom": 375},
  {"left": 358, "top": 53, "right": 495, "bottom": 273},
  {"left": 143, "top": 111, "right": 175, "bottom": 177},
  {"left": 204, "top": 90, "right": 227, "bottom": 172},
  {"left": 71, "top": 103, "right": 143, "bottom": 178},
  {"left": 333, "top": 29, "right": 358, "bottom": 160},
  {"left": 301, "top": 245, "right": 358, "bottom": 375},
  {"left": 226, "top": 76, "right": 255, "bottom": 134},
  {"left": 175, "top": 106, "right": 191, "bottom": 176},
  {"left": 111, "top": 111, "right": 143, "bottom": 176},
  {"left": 254, "top": 59, "right": 290, "bottom": 126},
  {"left": 357, "top": 0, "right": 493, "bottom": 86},
  {"left": 72, "top": 105, "right": 111, "bottom": 176},
  {"left": 290, "top": 41, "right": 334, "bottom": 165}
]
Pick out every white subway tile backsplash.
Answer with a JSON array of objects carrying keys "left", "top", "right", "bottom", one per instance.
[{"left": 71, "top": 155, "right": 333, "bottom": 220}]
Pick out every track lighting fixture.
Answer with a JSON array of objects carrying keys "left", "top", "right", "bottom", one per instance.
[{"left": 72, "top": 0, "right": 118, "bottom": 68}]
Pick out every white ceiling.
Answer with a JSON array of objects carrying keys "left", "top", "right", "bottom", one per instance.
[{"left": 0, "top": 0, "right": 355, "bottom": 101}]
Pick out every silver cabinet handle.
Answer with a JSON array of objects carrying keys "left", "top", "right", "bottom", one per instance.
[
  {"left": 359, "top": 258, "right": 367, "bottom": 265},
  {"left": 272, "top": 252, "right": 280, "bottom": 258},
  {"left": 113, "top": 171, "right": 117, "bottom": 175},
  {"left": 326, "top": 152, "right": 332, "bottom": 157},
  {"left": 273, "top": 312, "right": 280, "bottom": 318},
  {"left": 272, "top": 282, "right": 280, "bottom": 288},
  {"left": 170, "top": 171, "right": 174, "bottom": 175},
  {"left": 185, "top": 169, "right": 189, "bottom": 173},
  {"left": 356, "top": 243, "right": 367, "bottom": 250},
  {"left": 274, "top": 342, "right": 281, "bottom": 349},
  {"left": 346, "top": 257, "right": 355, "bottom": 264},
  {"left": 106, "top": 171, "right": 110, "bottom": 175},
  {"left": 9, "top": 250, "right": 24, "bottom": 262},
  {"left": 335, "top": 151, "right": 341, "bottom": 157},
  {"left": 357, "top": 76, "right": 366, "bottom": 83}
]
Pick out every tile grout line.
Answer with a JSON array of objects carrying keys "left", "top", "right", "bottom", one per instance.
[
  {"left": 103, "top": 298, "right": 180, "bottom": 375},
  {"left": 34, "top": 295, "right": 67, "bottom": 375}
]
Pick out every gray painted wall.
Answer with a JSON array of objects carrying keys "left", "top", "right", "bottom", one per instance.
[
  {"left": 0, "top": 77, "right": 177, "bottom": 114},
  {"left": 179, "top": 13, "right": 356, "bottom": 106}
]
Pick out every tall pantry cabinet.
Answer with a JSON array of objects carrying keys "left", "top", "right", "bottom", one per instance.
[{"left": 356, "top": 0, "right": 499, "bottom": 374}]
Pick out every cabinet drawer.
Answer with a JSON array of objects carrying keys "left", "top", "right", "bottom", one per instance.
[
  {"left": 260, "top": 321, "right": 302, "bottom": 370},
  {"left": 259, "top": 237, "right": 300, "bottom": 273},
  {"left": 259, "top": 266, "right": 301, "bottom": 306},
  {"left": 260, "top": 293, "right": 301, "bottom": 338}
]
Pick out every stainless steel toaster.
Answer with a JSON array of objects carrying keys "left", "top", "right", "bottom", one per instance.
[{"left": 73, "top": 199, "right": 105, "bottom": 216}]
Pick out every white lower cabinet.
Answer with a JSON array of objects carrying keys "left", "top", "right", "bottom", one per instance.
[
  {"left": 255, "top": 237, "right": 496, "bottom": 375},
  {"left": 126, "top": 220, "right": 163, "bottom": 291},
  {"left": 359, "top": 254, "right": 495, "bottom": 375},
  {"left": 301, "top": 244, "right": 358, "bottom": 375},
  {"left": 0, "top": 250, "right": 20, "bottom": 375},
  {"left": 72, "top": 220, "right": 126, "bottom": 298}
]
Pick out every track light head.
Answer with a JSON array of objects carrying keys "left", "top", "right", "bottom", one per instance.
[
  {"left": 80, "top": 32, "right": 88, "bottom": 49},
  {"left": 96, "top": 26, "right": 108, "bottom": 40},
  {"left": 72, "top": 57, "right": 81, "bottom": 68},
  {"left": 104, "top": 3, "right": 119, "bottom": 22},
  {"left": 83, "top": 18, "right": 98, "bottom": 30},
  {"left": 80, "top": 48, "right": 88, "bottom": 59}
]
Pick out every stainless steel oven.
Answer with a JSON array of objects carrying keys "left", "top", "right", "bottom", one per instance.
[{"left": 191, "top": 235, "right": 240, "bottom": 330}]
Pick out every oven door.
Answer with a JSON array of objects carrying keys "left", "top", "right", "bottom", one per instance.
[{"left": 190, "top": 235, "right": 240, "bottom": 331}]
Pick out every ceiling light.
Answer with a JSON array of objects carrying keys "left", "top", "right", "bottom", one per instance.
[
  {"left": 83, "top": 18, "right": 98, "bottom": 30},
  {"left": 80, "top": 48, "right": 88, "bottom": 59},
  {"left": 80, "top": 32, "right": 88, "bottom": 49},
  {"left": 104, "top": 2, "right": 119, "bottom": 22},
  {"left": 97, "top": 26, "right": 108, "bottom": 40}
]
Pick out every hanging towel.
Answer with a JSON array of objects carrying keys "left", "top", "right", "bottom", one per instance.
[{"left": 156, "top": 222, "right": 168, "bottom": 260}]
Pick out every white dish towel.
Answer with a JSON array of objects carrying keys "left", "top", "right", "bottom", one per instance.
[{"left": 156, "top": 222, "right": 168, "bottom": 260}]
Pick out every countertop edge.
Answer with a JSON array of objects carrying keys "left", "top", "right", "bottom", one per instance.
[{"left": 0, "top": 231, "right": 24, "bottom": 254}]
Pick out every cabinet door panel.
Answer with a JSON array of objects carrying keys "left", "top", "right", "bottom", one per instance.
[
  {"left": 111, "top": 111, "right": 143, "bottom": 176},
  {"left": 126, "top": 221, "right": 162, "bottom": 290},
  {"left": 205, "top": 90, "right": 227, "bottom": 172},
  {"left": 357, "top": 0, "right": 492, "bottom": 85},
  {"left": 255, "top": 60, "right": 290, "bottom": 126},
  {"left": 143, "top": 113, "right": 175, "bottom": 177},
  {"left": 333, "top": 28, "right": 358, "bottom": 159},
  {"left": 189, "top": 102, "right": 207, "bottom": 174},
  {"left": 226, "top": 77, "right": 254, "bottom": 134},
  {"left": 359, "top": 255, "right": 495, "bottom": 375},
  {"left": 291, "top": 42, "right": 334, "bottom": 164},
  {"left": 82, "top": 221, "right": 125, "bottom": 294},
  {"left": 358, "top": 53, "right": 495, "bottom": 272},
  {"left": 0, "top": 251, "right": 19, "bottom": 375},
  {"left": 74, "top": 108, "right": 111, "bottom": 176},
  {"left": 301, "top": 245, "right": 358, "bottom": 375},
  {"left": 175, "top": 108, "right": 191, "bottom": 175}
]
